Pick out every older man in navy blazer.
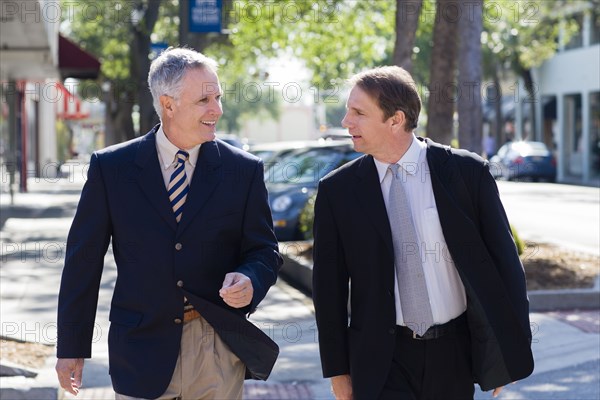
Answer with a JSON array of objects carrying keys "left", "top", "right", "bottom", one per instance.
[{"left": 56, "top": 48, "right": 282, "bottom": 399}]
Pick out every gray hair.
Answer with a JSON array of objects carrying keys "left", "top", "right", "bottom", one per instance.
[{"left": 148, "top": 47, "right": 219, "bottom": 119}]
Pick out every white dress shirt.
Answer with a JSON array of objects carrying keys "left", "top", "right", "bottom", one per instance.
[
  {"left": 373, "top": 136, "right": 467, "bottom": 326},
  {"left": 155, "top": 126, "right": 202, "bottom": 189}
]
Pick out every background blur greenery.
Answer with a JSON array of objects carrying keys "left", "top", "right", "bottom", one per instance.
[{"left": 63, "top": 0, "right": 579, "bottom": 148}]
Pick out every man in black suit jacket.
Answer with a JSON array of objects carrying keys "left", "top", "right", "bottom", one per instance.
[
  {"left": 312, "top": 66, "right": 533, "bottom": 399},
  {"left": 55, "top": 48, "right": 282, "bottom": 399}
]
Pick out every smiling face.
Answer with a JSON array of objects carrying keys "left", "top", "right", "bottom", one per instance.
[{"left": 160, "top": 66, "right": 223, "bottom": 149}]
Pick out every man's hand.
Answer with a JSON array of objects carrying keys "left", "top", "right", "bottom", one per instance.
[
  {"left": 56, "top": 358, "right": 84, "bottom": 396},
  {"left": 492, "top": 386, "right": 503, "bottom": 397},
  {"left": 331, "top": 374, "right": 353, "bottom": 400},
  {"left": 219, "top": 272, "right": 253, "bottom": 308}
]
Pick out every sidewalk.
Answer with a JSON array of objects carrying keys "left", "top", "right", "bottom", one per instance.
[
  {"left": 1, "top": 177, "right": 599, "bottom": 399},
  {"left": 0, "top": 176, "right": 333, "bottom": 399}
]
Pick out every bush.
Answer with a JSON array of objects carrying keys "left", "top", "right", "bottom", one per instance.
[
  {"left": 511, "top": 224, "right": 525, "bottom": 256},
  {"left": 298, "top": 193, "right": 317, "bottom": 240}
]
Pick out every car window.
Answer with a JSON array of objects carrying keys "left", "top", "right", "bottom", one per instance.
[{"left": 266, "top": 148, "right": 344, "bottom": 184}]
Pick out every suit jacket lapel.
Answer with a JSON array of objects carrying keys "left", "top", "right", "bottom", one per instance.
[
  {"left": 354, "top": 155, "right": 394, "bottom": 259},
  {"left": 177, "top": 140, "right": 223, "bottom": 235},
  {"left": 135, "top": 128, "right": 178, "bottom": 232}
]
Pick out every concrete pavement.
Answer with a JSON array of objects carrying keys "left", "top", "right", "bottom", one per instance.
[{"left": 1, "top": 174, "right": 599, "bottom": 399}]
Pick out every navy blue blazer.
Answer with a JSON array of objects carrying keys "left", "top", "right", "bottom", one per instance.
[
  {"left": 57, "top": 125, "right": 282, "bottom": 398},
  {"left": 313, "top": 138, "right": 534, "bottom": 399}
]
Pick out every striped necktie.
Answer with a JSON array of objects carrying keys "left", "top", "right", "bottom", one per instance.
[
  {"left": 387, "top": 164, "right": 434, "bottom": 337},
  {"left": 168, "top": 150, "right": 190, "bottom": 223}
]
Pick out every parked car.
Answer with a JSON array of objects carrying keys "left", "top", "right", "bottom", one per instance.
[
  {"left": 249, "top": 140, "right": 316, "bottom": 166},
  {"left": 490, "top": 141, "right": 556, "bottom": 182},
  {"left": 216, "top": 133, "right": 246, "bottom": 149},
  {"left": 264, "top": 140, "right": 361, "bottom": 241}
]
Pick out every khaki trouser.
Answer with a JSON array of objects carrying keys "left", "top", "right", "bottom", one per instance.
[{"left": 115, "top": 314, "right": 245, "bottom": 400}]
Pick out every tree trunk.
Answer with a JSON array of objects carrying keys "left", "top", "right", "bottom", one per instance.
[
  {"left": 521, "top": 68, "right": 536, "bottom": 140},
  {"left": 426, "top": 0, "right": 460, "bottom": 145},
  {"left": 131, "top": 0, "right": 162, "bottom": 136},
  {"left": 492, "top": 65, "right": 503, "bottom": 148},
  {"left": 457, "top": 0, "right": 483, "bottom": 153},
  {"left": 392, "top": 0, "right": 423, "bottom": 73},
  {"left": 104, "top": 84, "right": 135, "bottom": 145}
]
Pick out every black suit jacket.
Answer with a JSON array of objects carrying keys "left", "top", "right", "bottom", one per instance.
[
  {"left": 57, "top": 126, "right": 282, "bottom": 398},
  {"left": 312, "top": 138, "right": 534, "bottom": 399}
]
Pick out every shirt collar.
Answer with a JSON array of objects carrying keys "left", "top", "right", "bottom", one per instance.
[
  {"left": 156, "top": 125, "right": 201, "bottom": 170},
  {"left": 373, "top": 135, "right": 425, "bottom": 183}
]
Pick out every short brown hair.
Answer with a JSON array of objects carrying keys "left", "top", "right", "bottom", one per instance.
[{"left": 350, "top": 66, "right": 421, "bottom": 130}]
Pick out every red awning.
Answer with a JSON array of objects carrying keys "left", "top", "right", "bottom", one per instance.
[
  {"left": 58, "top": 35, "right": 101, "bottom": 80},
  {"left": 54, "top": 82, "right": 89, "bottom": 120}
]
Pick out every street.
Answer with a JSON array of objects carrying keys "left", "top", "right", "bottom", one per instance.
[
  {"left": 0, "top": 176, "right": 598, "bottom": 399},
  {"left": 497, "top": 181, "right": 600, "bottom": 256}
]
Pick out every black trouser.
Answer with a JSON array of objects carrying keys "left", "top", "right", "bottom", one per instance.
[{"left": 379, "top": 314, "right": 474, "bottom": 400}]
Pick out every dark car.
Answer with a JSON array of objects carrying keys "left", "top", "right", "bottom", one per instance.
[
  {"left": 263, "top": 141, "right": 361, "bottom": 241},
  {"left": 490, "top": 141, "right": 556, "bottom": 182},
  {"left": 249, "top": 140, "right": 315, "bottom": 165}
]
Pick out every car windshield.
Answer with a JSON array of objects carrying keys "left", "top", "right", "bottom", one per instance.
[{"left": 266, "top": 148, "right": 344, "bottom": 184}]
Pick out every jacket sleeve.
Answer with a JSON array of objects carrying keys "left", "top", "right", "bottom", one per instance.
[
  {"left": 477, "top": 163, "right": 531, "bottom": 340},
  {"left": 312, "top": 181, "right": 350, "bottom": 378},
  {"left": 57, "top": 153, "right": 112, "bottom": 358},
  {"left": 235, "top": 160, "right": 282, "bottom": 314}
]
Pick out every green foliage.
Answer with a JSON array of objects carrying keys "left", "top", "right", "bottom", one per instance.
[
  {"left": 298, "top": 193, "right": 317, "bottom": 240},
  {"left": 63, "top": 0, "right": 580, "bottom": 137},
  {"left": 64, "top": 1, "right": 134, "bottom": 82},
  {"left": 212, "top": 0, "right": 395, "bottom": 88},
  {"left": 511, "top": 224, "right": 525, "bottom": 256},
  {"left": 481, "top": 0, "right": 579, "bottom": 77},
  {"left": 55, "top": 119, "right": 70, "bottom": 163}
]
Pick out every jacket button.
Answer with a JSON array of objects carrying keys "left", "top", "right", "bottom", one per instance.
[
  {"left": 175, "top": 243, "right": 182, "bottom": 251},
  {"left": 389, "top": 327, "right": 396, "bottom": 335},
  {"left": 177, "top": 280, "right": 184, "bottom": 287},
  {"left": 174, "top": 318, "right": 182, "bottom": 324}
]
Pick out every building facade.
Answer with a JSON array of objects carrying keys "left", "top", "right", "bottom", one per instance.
[{"left": 533, "top": 4, "right": 600, "bottom": 184}]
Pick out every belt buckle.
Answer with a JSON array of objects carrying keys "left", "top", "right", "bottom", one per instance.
[{"left": 412, "top": 331, "right": 425, "bottom": 340}]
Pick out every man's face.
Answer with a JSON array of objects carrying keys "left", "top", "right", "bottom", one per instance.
[
  {"left": 165, "top": 67, "right": 223, "bottom": 149},
  {"left": 341, "top": 85, "right": 394, "bottom": 157}
]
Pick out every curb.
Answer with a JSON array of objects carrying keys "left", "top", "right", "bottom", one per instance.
[
  {"left": 279, "top": 249, "right": 600, "bottom": 312},
  {"left": 0, "top": 387, "right": 58, "bottom": 400},
  {"left": 279, "top": 241, "right": 312, "bottom": 295},
  {"left": 0, "top": 353, "right": 59, "bottom": 400},
  {"left": 528, "top": 289, "right": 600, "bottom": 311}
]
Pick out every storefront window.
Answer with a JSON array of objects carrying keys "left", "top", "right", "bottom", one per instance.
[{"left": 564, "top": 94, "right": 583, "bottom": 176}]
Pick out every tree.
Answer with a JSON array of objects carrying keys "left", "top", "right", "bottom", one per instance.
[
  {"left": 65, "top": 0, "right": 169, "bottom": 144},
  {"left": 426, "top": 0, "right": 460, "bottom": 144},
  {"left": 131, "top": 1, "right": 162, "bottom": 136},
  {"left": 481, "top": 0, "right": 579, "bottom": 140},
  {"left": 457, "top": 0, "right": 483, "bottom": 153},
  {"left": 393, "top": 0, "right": 424, "bottom": 73}
]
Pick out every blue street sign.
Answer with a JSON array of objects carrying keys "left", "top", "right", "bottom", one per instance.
[
  {"left": 189, "top": 0, "right": 222, "bottom": 33},
  {"left": 150, "top": 42, "right": 169, "bottom": 59}
]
